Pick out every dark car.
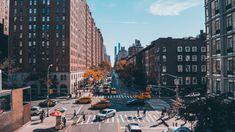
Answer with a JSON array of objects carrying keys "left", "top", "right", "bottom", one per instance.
[
  {"left": 38, "top": 99, "right": 57, "bottom": 107},
  {"left": 126, "top": 99, "right": 145, "bottom": 106}
]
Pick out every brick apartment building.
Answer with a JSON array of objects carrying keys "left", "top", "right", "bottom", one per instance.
[
  {"left": 205, "top": 0, "right": 235, "bottom": 99},
  {"left": 1, "top": 0, "right": 108, "bottom": 97},
  {"left": 128, "top": 31, "right": 207, "bottom": 96}
]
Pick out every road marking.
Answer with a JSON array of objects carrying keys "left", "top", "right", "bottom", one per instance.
[
  {"left": 76, "top": 105, "right": 83, "bottom": 115},
  {"left": 98, "top": 123, "right": 101, "bottom": 130},
  {"left": 117, "top": 123, "right": 121, "bottom": 132},
  {"left": 86, "top": 115, "right": 91, "bottom": 124},
  {"left": 149, "top": 114, "right": 155, "bottom": 122},
  {"left": 112, "top": 116, "right": 115, "bottom": 122},
  {"left": 153, "top": 115, "right": 158, "bottom": 121},
  {"left": 76, "top": 116, "right": 82, "bottom": 123},
  {"left": 116, "top": 116, "right": 120, "bottom": 123},
  {"left": 106, "top": 118, "right": 110, "bottom": 123},
  {"left": 91, "top": 115, "right": 96, "bottom": 124},
  {"left": 124, "top": 115, "right": 130, "bottom": 122},
  {"left": 120, "top": 115, "right": 125, "bottom": 122},
  {"left": 145, "top": 115, "right": 151, "bottom": 122}
]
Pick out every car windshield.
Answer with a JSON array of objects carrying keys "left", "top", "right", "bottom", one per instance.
[{"left": 101, "top": 110, "right": 108, "bottom": 114}]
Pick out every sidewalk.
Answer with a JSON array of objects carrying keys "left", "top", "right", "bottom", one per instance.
[{"left": 147, "top": 99, "right": 170, "bottom": 111}]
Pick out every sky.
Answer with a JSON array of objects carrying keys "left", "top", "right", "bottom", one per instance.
[{"left": 87, "top": 0, "right": 205, "bottom": 65}]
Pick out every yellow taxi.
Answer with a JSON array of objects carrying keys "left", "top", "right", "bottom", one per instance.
[
  {"left": 135, "top": 92, "right": 151, "bottom": 100},
  {"left": 110, "top": 88, "right": 117, "bottom": 95},
  {"left": 75, "top": 96, "right": 92, "bottom": 104},
  {"left": 91, "top": 99, "right": 111, "bottom": 109}
]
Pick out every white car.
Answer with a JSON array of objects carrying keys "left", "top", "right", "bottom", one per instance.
[
  {"left": 96, "top": 109, "right": 116, "bottom": 121},
  {"left": 125, "top": 123, "right": 142, "bottom": 132},
  {"left": 185, "top": 92, "right": 200, "bottom": 98},
  {"left": 31, "top": 106, "right": 42, "bottom": 116}
]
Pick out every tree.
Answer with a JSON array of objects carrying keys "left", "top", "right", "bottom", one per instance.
[
  {"left": 178, "top": 96, "right": 235, "bottom": 132},
  {"left": 115, "top": 60, "right": 134, "bottom": 85}
]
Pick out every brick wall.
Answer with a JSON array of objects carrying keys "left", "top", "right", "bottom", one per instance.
[{"left": 0, "top": 88, "right": 31, "bottom": 131}]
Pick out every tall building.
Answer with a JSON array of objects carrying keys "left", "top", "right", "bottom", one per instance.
[
  {"left": 128, "top": 39, "right": 143, "bottom": 57},
  {"left": 0, "top": 23, "right": 8, "bottom": 62},
  {"left": 205, "top": 0, "right": 235, "bottom": 99},
  {"left": 7, "top": 0, "right": 106, "bottom": 97},
  {"left": 0, "top": 0, "right": 9, "bottom": 35},
  {"left": 128, "top": 31, "right": 207, "bottom": 95},
  {"left": 117, "top": 47, "right": 128, "bottom": 61}
]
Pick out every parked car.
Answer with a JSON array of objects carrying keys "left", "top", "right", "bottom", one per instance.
[
  {"left": 31, "top": 106, "right": 42, "bottom": 116},
  {"left": 164, "top": 127, "right": 191, "bottom": 132},
  {"left": 185, "top": 92, "right": 200, "bottom": 98},
  {"left": 126, "top": 99, "right": 145, "bottom": 106},
  {"left": 95, "top": 109, "right": 116, "bottom": 121},
  {"left": 38, "top": 99, "right": 57, "bottom": 107},
  {"left": 125, "top": 123, "right": 142, "bottom": 132},
  {"left": 91, "top": 99, "right": 111, "bottom": 109},
  {"left": 75, "top": 96, "right": 92, "bottom": 104}
]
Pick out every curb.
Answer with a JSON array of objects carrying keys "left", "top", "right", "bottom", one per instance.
[{"left": 14, "top": 121, "right": 31, "bottom": 132}]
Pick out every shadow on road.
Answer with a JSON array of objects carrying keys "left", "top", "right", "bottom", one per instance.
[{"left": 33, "top": 127, "right": 55, "bottom": 132}]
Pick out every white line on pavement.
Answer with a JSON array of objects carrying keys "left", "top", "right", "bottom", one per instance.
[
  {"left": 76, "top": 116, "right": 82, "bottom": 124},
  {"left": 149, "top": 114, "right": 155, "bottom": 122},
  {"left": 124, "top": 115, "right": 130, "bottom": 122},
  {"left": 86, "top": 115, "right": 91, "bottom": 124},
  {"left": 120, "top": 115, "right": 125, "bottom": 122},
  {"left": 145, "top": 115, "right": 151, "bottom": 122},
  {"left": 112, "top": 117, "right": 115, "bottom": 122},
  {"left": 116, "top": 116, "right": 120, "bottom": 123},
  {"left": 91, "top": 115, "right": 96, "bottom": 124}
]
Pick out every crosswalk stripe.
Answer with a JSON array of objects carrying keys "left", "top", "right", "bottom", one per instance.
[
  {"left": 149, "top": 114, "right": 155, "bottom": 122},
  {"left": 116, "top": 116, "right": 120, "bottom": 123},
  {"left": 112, "top": 116, "right": 115, "bottom": 122},
  {"left": 76, "top": 116, "right": 82, "bottom": 124},
  {"left": 124, "top": 115, "right": 130, "bottom": 122},
  {"left": 106, "top": 118, "right": 110, "bottom": 123},
  {"left": 91, "top": 115, "right": 96, "bottom": 124},
  {"left": 120, "top": 115, "right": 125, "bottom": 122},
  {"left": 145, "top": 115, "right": 151, "bottom": 122},
  {"left": 153, "top": 115, "right": 158, "bottom": 121},
  {"left": 86, "top": 115, "right": 91, "bottom": 124}
]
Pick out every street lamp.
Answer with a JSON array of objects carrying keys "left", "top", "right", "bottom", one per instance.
[
  {"left": 47, "top": 64, "right": 53, "bottom": 117},
  {"left": 161, "top": 73, "right": 179, "bottom": 98}
]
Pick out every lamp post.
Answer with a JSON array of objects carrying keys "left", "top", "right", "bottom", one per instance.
[
  {"left": 47, "top": 64, "right": 53, "bottom": 117},
  {"left": 161, "top": 73, "right": 179, "bottom": 98}
]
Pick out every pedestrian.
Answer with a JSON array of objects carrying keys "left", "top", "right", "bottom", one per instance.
[
  {"left": 79, "top": 91, "right": 81, "bottom": 97},
  {"left": 175, "top": 122, "right": 178, "bottom": 127},
  {"left": 137, "top": 107, "right": 140, "bottom": 117},
  {"left": 173, "top": 122, "right": 174, "bottom": 127},
  {"left": 82, "top": 112, "right": 86, "bottom": 121},
  {"left": 40, "top": 113, "right": 44, "bottom": 123},
  {"left": 42, "top": 110, "right": 45, "bottom": 117},
  {"left": 73, "top": 109, "right": 77, "bottom": 118},
  {"left": 62, "top": 117, "right": 66, "bottom": 127},
  {"left": 143, "top": 108, "right": 147, "bottom": 117}
]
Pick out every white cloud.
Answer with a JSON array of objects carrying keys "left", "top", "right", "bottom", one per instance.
[{"left": 149, "top": 0, "right": 202, "bottom": 16}]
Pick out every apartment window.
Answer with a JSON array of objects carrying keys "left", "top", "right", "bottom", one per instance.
[
  {"left": 29, "top": 42, "right": 32, "bottom": 47},
  {"left": 47, "top": 0, "right": 50, "bottom": 5},
  {"left": 33, "top": 58, "right": 36, "bottom": 64},
  {"left": 202, "top": 77, "right": 207, "bottom": 84},
  {"left": 29, "top": 9, "right": 32, "bottom": 14},
  {"left": 19, "top": 50, "right": 22, "bottom": 55},
  {"left": 178, "top": 65, "right": 183, "bottom": 72},
  {"left": 227, "top": 36, "right": 234, "bottom": 52},
  {"left": 192, "top": 77, "right": 198, "bottom": 85},
  {"left": 215, "top": 19, "right": 220, "bottom": 33},
  {"left": 162, "top": 65, "right": 166, "bottom": 73},
  {"left": 192, "top": 55, "right": 197, "bottom": 61},
  {"left": 47, "top": 17, "right": 50, "bottom": 22},
  {"left": 178, "top": 77, "right": 183, "bottom": 85},
  {"left": 201, "top": 55, "right": 206, "bottom": 61},
  {"left": 192, "top": 65, "right": 197, "bottom": 72},
  {"left": 201, "top": 65, "right": 207, "bottom": 72},
  {"left": 162, "top": 55, "right": 167, "bottom": 62},
  {"left": 162, "top": 47, "right": 166, "bottom": 52},
  {"left": 185, "top": 47, "right": 190, "bottom": 52},
  {"left": 186, "top": 65, "right": 191, "bottom": 72},
  {"left": 177, "top": 46, "right": 183, "bottom": 52},
  {"left": 34, "top": 9, "right": 37, "bottom": 14},
  {"left": 185, "top": 55, "right": 191, "bottom": 61},
  {"left": 177, "top": 55, "right": 183, "bottom": 62},
  {"left": 201, "top": 46, "right": 206, "bottom": 52},
  {"left": 228, "top": 81, "right": 235, "bottom": 97},
  {"left": 227, "top": 14, "right": 233, "bottom": 31},
  {"left": 186, "top": 77, "right": 191, "bottom": 85},
  {"left": 226, "top": 0, "right": 232, "bottom": 5},
  {"left": 192, "top": 46, "right": 197, "bottom": 52},
  {"left": 227, "top": 59, "right": 233, "bottom": 74},
  {"left": 29, "top": 33, "right": 32, "bottom": 38},
  {"left": 19, "top": 58, "right": 22, "bottom": 64}
]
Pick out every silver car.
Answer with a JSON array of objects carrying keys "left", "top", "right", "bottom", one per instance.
[
  {"left": 125, "top": 123, "right": 142, "bottom": 132},
  {"left": 31, "top": 106, "right": 42, "bottom": 116},
  {"left": 96, "top": 109, "right": 116, "bottom": 121}
]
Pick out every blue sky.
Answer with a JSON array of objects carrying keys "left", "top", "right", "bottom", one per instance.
[{"left": 87, "top": 0, "right": 205, "bottom": 65}]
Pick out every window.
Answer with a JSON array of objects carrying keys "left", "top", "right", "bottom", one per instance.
[
  {"left": 201, "top": 47, "right": 206, "bottom": 52},
  {"left": 186, "top": 77, "right": 191, "bottom": 85},
  {"left": 192, "top": 55, "right": 197, "bottom": 61},
  {"left": 178, "top": 65, "right": 183, "bottom": 72},
  {"left": 162, "top": 65, "right": 166, "bottom": 72},
  {"left": 192, "top": 65, "right": 197, "bottom": 72},
  {"left": 201, "top": 55, "right": 206, "bottom": 61},
  {"left": 227, "top": 36, "right": 233, "bottom": 52},
  {"left": 185, "top": 47, "right": 190, "bottom": 52},
  {"left": 185, "top": 55, "right": 191, "bottom": 61},
  {"left": 192, "top": 46, "right": 197, "bottom": 52},
  {"left": 186, "top": 65, "right": 191, "bottom": 72},
  {"left": 201, "top": 65, "right": 207, "bottom": 72},
  {"left": 192, "top": 77, "right": 198, "bottom": 84},
  {"left": 177, "top": 55, "right": 183, "bottom": 62},
  {"left": 178, "top": 77, "right": 183, "bottom": 85},
  {"left": 162, "top": 55, "right": 167, "bottom": 62},
  {"left": 202, "top": 77, "right": 207, "bottom": 84},
  {"left": 177, "top": 46, "right": 183, "bottom": 52},
  {"left": 227, "top": 59, "right": 233, "bottom": 73},
  {"left": 215, "top": 19, "right": 220, "bottom": 33},
  {"left": 226, "top": 14, "right": 232, "bottom": 30},
  {"left": 19, "top": 58, "right": 22, "bottom": 64},
  {"left": 162, "top": 47, "right": 166, "bottom": 52},
  {"left": 226, "top": 0, "right": 232, "bottom": 6}
]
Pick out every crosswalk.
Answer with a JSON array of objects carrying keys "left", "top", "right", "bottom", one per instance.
[
  {"left": 74, "top": 114, "right": 161, "bottom": 125},
  {"left": 92, "top": 95, "right": 135, "bottom": 99}
]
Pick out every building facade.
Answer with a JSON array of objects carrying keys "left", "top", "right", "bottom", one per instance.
[
  {"left": 128, "top": 39, "right": 143, "bottom": 57},
  {"left": 117, "top": 47, "right": 128, "bottom": 61},
  {"left": 205, "top": 0, "right": 235, "bottom": 99},
  {"left": 128, "top": 31, "right": 207, "bottom": 95},
  {"left": 7, "top": 0, "right": 106, "bottom": 97}
]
